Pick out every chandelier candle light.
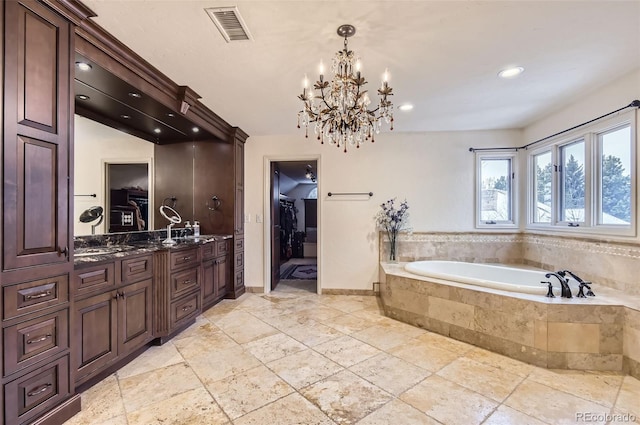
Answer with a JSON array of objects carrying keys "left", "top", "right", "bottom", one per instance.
[{"left": 297, "top": 24, "right": 394, "bottom": 152}]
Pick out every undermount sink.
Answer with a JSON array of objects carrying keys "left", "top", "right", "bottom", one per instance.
[{"left": 74, "top": 245, "right": 135, "bottom": 257}]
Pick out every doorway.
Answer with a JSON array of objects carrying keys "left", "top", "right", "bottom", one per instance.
[
  {"left": 104, "top": 161, "right": 153, "bottom": 233},
  {"left": 268, "top": 159, "right": 319, "bottom": 294}
]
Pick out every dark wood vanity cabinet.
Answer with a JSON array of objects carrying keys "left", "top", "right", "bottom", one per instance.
[
  {"left": 1, "top": 1, "right": 93, "bottom": 424},
  {"left": 202, "top": 240, "right": 230, "bottom": 309},
  {"left": 73, "top": 255, "right": 154, "bottom": 387},
  {"left": 232, "top": 130, "right": 247, "bottom": 298}
]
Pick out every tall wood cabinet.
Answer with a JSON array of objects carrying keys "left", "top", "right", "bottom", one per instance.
[
  {"left": 1, "top": 1, "right": 93, "bottom": 424},
  {"left": 231, "top": 128, "right": 247, "bottom": 298}
]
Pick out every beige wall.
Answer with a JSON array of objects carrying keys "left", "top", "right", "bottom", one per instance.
[
  {"left": 245, "top": 130, "right": 522, "bottom": 292},
  {"left": 74, "top": 115, "right": 154, "bottom": 236}
]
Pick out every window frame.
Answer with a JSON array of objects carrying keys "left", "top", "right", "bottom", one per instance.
[
  {"left": 475, "top": 152, "right": 518, "bottom": 229},
  {"left": 526, "top": 111, "right": 636, "bottom": 237}
]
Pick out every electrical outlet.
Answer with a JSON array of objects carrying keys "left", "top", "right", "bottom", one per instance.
[
  {"left": 244, "top": 213, "right": 251, "bottom": 223},
  {"left": 256, "top": 214, "right": 263, "bottom": 223}
]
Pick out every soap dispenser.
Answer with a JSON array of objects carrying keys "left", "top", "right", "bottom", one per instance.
[
  {"left": 184, "top": 221, "right": 192, "bottom": 236},
  {"left": 193, "top": 221, "right": 200, "bottom": 237}
]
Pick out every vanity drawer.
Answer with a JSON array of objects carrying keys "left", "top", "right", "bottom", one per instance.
[
  {"left": 201, "top": 243, "right": 215, "bottom": 260},
  {"left": 170, "top": 268, "right": 201, "bottom": 300},
  {"left": 74, "top": 263, "right": 115, "bottom": 297},
  {"left": 3, "top": 309, "right": 69, "bottom": 376},
  {"left": 170, "top": 248, "right": 200, "bottom": 271},
  {"left": 170, "top": 292, "right": 201, "bottom": 330},
  {"left": 121, "top": 254, "right": 153, "bottom": 284},
  {"left": 234, "top": 268, "right": 244, "bottom": 289},
  {"left": 3, "top": 276, "right": 69, "bottom": 321},
  {"left": 4, "top": 354, "right": 70, "bottom": 425},
  {"left": 234, "top": 237, "right": 244, "bottom": 252},
  {"left": 235, "top": 251, "right": 244, "bottom": 269},
  {"left": 216, "top": 240, "right": 229, "bottom": 256}
]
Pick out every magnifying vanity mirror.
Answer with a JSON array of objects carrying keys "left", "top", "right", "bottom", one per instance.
[{"left": 79, "top": 205, "right": 104, "bottom": 235}]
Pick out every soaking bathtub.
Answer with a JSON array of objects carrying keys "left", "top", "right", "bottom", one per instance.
[{"left": 404, "top": 260, "right": 561, "bottom": 295}]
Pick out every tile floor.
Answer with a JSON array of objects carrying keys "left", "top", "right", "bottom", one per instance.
[{"left": 64, "top": 285, "right": 640, "bottom": 425}]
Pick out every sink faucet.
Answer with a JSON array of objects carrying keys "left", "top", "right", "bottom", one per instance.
[
  {"left": 559, "top": 270, "right": 595, "bottom": 297},
  {"left": 545, "top": 272, "right": 572, "bottom": 298}
]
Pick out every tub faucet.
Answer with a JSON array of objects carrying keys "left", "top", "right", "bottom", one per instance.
[
  {"left": 559, "top": 270, "right": 595, "bottom": 297},
  {"left": 545, "top": 272, "right": 572, "bottom": 298}
]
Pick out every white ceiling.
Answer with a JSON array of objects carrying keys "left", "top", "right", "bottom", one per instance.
[{"left": 82, "top": 0, "right": 640, "bottom": 137}]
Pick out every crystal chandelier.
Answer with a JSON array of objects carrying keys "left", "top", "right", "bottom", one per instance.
[{"left": 297, "top": 24, "right": 394, "bottom": 152}]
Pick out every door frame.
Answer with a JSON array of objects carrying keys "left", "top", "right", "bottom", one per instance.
[
  {"left": 263, "top": 154, "right": 321, "bottom": 295},
  {"left": 102, "top": 158, "right": 154, "bottom": 233}
]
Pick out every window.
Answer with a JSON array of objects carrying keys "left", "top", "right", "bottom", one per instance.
[
  {"left": 527, "top": 113, "right": 635, "bottom": 236},
  {"left": 599, "top": 125, "right": 632, "bottom": 225},
  {"left": 476, "top": 153, "right": 516, "bottom": 227}
]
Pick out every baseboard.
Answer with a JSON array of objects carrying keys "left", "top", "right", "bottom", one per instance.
[
  {"left": 245, "top": 286, "right": 264, "bottom": 293},
  {"left": 30, "top": 394, "right": 81, "bottom": 425},
  {"left": 322, "top": 288, "right": 376, "bottom": 296}
]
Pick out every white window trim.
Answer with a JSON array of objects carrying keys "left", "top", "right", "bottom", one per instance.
[
  {"left": 526, "top": 110, "right": 636, "bottom": 238},
  {"left": 475, "top": 152, "right": 518, "bottom": 229}
]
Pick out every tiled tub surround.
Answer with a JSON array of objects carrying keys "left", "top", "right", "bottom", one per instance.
[
  {"left": 380, "top": 262, "right": 640, "bottom": 380},
  {"left": 382, "top": 232, "right": 640, "bottom": 295}
]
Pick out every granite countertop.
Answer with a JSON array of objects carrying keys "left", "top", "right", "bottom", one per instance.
[{"left": 74, "top": 234, "right": 232, "bottom": 267}]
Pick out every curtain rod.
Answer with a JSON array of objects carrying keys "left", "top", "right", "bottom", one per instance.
[{"left": 469, "top": 99, "right": 640, "bottom": 153}]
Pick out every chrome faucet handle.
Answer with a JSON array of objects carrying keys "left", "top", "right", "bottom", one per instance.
[
  {"left": 541, "top": 281, "right": 555, "bottom": 298},
  {"left": 583, "top": 281, "right": 595, "bottom": 297}
]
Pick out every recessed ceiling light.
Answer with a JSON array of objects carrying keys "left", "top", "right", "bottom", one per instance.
[
  {"left": 120, "top": 114, "right": 131, "bottom": 119},
  {"left": 76, "top": 94, "right": 90, "bottom": 100},
  {"left": 167, "top": 113, "right": 175, "bottom": 117},
  {"left": 192, "top": 127, "right": 199, "bottom": 133},
  {"left": 399, "top": 104, "right": 414, "bottom": 111},
  {"left": 128, "top": 92, "right": 142, "bottom": 98},
  {"left": 153, "top": 128, "right": 161, "bottom": 134},
  {"left": 75, "top": 62, "right": 92, "bottom": 71},
  {"left": 498, "top": 66, "right": 525, "bottom": 79}
]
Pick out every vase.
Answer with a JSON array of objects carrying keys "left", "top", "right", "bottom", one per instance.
[{"left": 389, "top": 233, "right": 397, "bottom": 262}]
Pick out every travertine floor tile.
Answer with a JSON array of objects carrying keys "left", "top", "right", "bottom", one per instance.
[
  {"left": 243, "top": 332, "right": 307, "bottom": 363},
  {"left": 313, "top": 335, "right": 381, "bottom": 368},
  {"left": 64, "top": 375, "right": 125, "bottom": 425},
  {"left": 301, "top": 370, "right": 392, "bottom": 424},
  {"left": 464, "top": 346, "right": 534, "bottom": 377},
  {"left": 389, "top": 338, "right": 459, "bottom": 372},
  {"left": 119, "top": 363, "right": 202, "bottom": 413},
  {"left": 187, "top": 344, "right": 262, "bottom": 384},
  {"left": 504, "top": 379, "right": 610, "bottom": 425},
  {"left": 173, "top": 329, "right": 239, "bottom": 360},
  {"left": 284, "top": 321, "right": 344, "bottom": 347},
  {"left": 528, "top": 368, "right": 623, "bottom": 408},
  {"left": 356, "top": 399, "right": 440, "bottom": 425},
  {"left": 349, "top": 352, "right": 430, "bottom": 396},
  {"left": 267, "top": 349, "right": 344, "bottom": 390},
  {"left": 207, "top": 365, "right": 294, "bottom": 420},
  {"left": 352, "top": 324, "right": 424, "bottom": 351},
  {"left": 223, "top": 319, "right": 279, "bottom": 344},
  {"left": 209, "top": 310, "right": 261, "bottom": 330},
  {"left": 323, "top": 313, "right": 374, "bottom": 334},
  {"left": 233, "top": 393, "right": 334, "bottom": 425},
  {"left": 436, "top": 357, "right": 524, "bottom": 402},
  {"left": 414, "top": 331, "right": 474, "bottom": 355},
  {"left": 294, "top": 305, "right": 345, "bottom": 321},
  {"left": 116, "top": 341, "right": 184, "bottom": 379},
  {"left": 483, "top": 405, "right": 550, "bottom": 425},
  {"left": 400, "top": 374, "right": 498, "bottom": 425},
  {"left": 127, "top": 387, "right": 230, "bottom": 425},
  {"left": 171, "top": 315, "right": 220, "bottom": 340},
  {"left": 615, "top": 375, "right": 640, "bottom": 417}
]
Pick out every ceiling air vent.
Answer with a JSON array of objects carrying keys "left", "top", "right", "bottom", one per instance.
[{"left": 205, "top": 6, "right": 252, "bottom": 42}]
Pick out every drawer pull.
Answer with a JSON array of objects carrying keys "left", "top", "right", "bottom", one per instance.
[
  {"left": 27, "top": 383, "right": 52, "bottom": 397},
  {"left": 181, "top": 305, "right": 193, "bottom": 312},
  {"left": 25, "top": 291, "right": 52, "bottom": 300},
  {"left": 27, "top": 334, "right": 52, "bottom": 344},
  {"left": 182, "top": 256, "right": 192, "bottom": 261},
  {"left": 182, "top": 279, "right": 192, "bottom": 285}
]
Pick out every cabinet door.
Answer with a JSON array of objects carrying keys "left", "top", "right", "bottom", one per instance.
[
  {"left": 3, "top": 0, "right": 72, "bottom": 270},
  {"left": 74, "top": 292, "right": 117, "bottom": 383},
  {"left": 202, "top": 259, "right": 216, "bottom": 307},
  {"left": 118, "top": 279, "right": 153, "bottom": 356},
  {"left": 215, "top": 256, "right": 228, "bottom": 298}
]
